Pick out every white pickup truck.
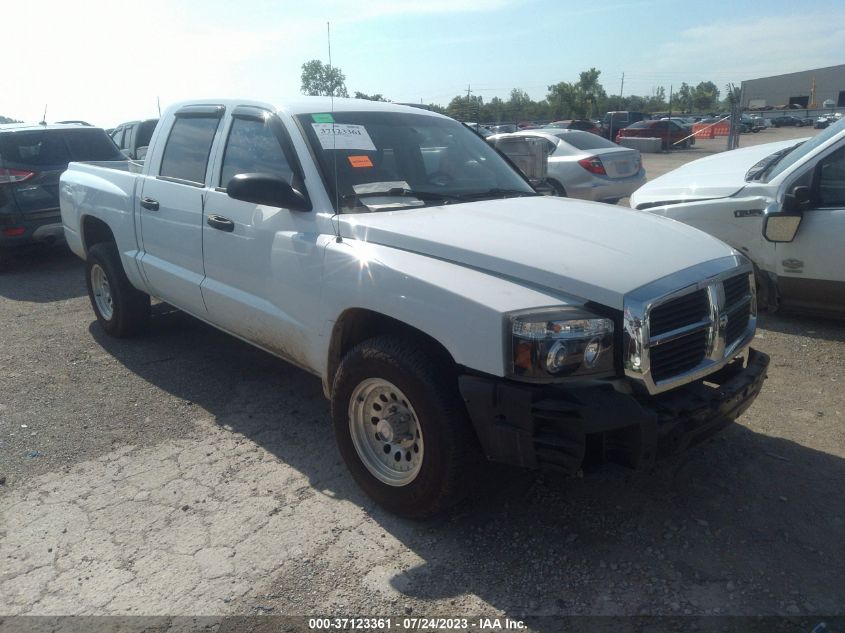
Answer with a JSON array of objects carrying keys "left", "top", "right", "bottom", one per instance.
[
  {"left": 631, "top": 118, "right": 845, "bottom": 318},
  {"left": 61, "top": 98, "right": 768, "bottom": 517}
]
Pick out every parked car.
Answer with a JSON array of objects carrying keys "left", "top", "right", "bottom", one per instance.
[
  {"left": 630, "top": 117, "right": 845, "bottom": 318},
  {"left": 0, "top": 123, "right": 123, "bottom": 263},
  {"left": 488, "top": 129, "right": 645, "bottom": 203},
  {"left": 59, "top": 97, "right": 767, "bottom": 517},
  {"left": 489, "top": 123, "right": 518, "bottom": 134},
  {"left": 738, "top": 115, "right": 765, "bottom": 133},
  {"left": 110, "top": 119, "right": 159, "bottom": 161},
  {"left": 815, "top": 116, "right": 831, "bottom": 129},
  {"left": 545, "top": 119, "right": 602, "bottom": 135},
  {"left": 771, "top": 115, "right": 806, "bottom": 127},
  {"left": 616, "top": 119, "right": 694, "bottom": 150},
  {"left": 602, "top": 111, "right": 649, "bottom": 141}
]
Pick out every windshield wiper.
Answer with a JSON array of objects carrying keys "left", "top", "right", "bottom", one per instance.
[
  {"left": 746, "top": 143, "right": 803, "bottom": 181},
  {"left": 452, "top": 188, "right": 539, "bottom": 201}
]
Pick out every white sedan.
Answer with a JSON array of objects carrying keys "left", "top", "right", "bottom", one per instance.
[{"left": 489, "top": 130, "right": 646, "bottom": 203}]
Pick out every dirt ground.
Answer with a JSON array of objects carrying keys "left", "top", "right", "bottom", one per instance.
[{"left": 0, "top": 127, "right": 843, "bottom": 628}]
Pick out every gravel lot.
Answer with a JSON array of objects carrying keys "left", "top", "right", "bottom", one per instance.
[{"left": 1, "top": 127, "right": 843, "bottom": 628}]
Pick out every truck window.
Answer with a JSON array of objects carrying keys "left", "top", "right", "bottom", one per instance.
[
  {"left": 219, "top": 117, "right": 293, "bottom": 188},
  {"left": 110, "top": 128, "right": 124, "bottom": 148},
  {"left": 818, "top": 146, "right": 845, "bottom": 208},
  {"left": 159, "top": 116, "right": 220, "bottom": 184}
]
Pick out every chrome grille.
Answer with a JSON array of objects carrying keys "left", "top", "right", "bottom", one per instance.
[
  {"left": 650, "top": 329, "right": 709, "bottom": 382},
  {"left": 649, "top": 289, "right": 709, "bottom": 336},
  {"left": 623, "top": 256, "right": 757, "bottom": 395}
]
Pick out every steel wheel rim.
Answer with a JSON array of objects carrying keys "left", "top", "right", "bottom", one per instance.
[
  {"left": 348, "top": 378, "right": 424, "bottom": 487},
  {"left": 90, "top": 264, "right": 114, "bottom": 320}
]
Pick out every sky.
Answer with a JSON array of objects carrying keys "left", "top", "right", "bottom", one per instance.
[{"left": 3, "top": 0, "right": 843, "bottom": 127}]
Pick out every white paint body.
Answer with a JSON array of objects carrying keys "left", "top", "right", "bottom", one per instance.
[
  {"left": 61, "top": 98, "right": 739, "bottom": 391},
  {"left": 630, "top": 121, "right": 845, "bottom": 314}
]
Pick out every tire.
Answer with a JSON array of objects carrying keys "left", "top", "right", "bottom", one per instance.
[
  {"left": 331, "top": 335, "right": 480, "bottom": 519},
  {"left": 85, "top": 242, "right": 150, "bottom": 337},
  {"left": 548, "top": 179, "right": 567, "bottom": 197}
]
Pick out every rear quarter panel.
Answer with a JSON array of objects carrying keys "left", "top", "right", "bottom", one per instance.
[{"left": 60, "top": 162, "right": 148, "bottom": 291}]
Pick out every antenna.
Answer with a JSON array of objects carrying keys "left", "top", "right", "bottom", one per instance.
[
  {"left": 328, "top": 21, "right": 341, "bottom": 243},
  {"left": 40, "top": 104, "right": 48, "bottom": 126}
]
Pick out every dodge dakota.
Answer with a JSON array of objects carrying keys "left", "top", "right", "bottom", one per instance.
[{"left": 61, "top": 98, "right": 769, "bottom": 517}]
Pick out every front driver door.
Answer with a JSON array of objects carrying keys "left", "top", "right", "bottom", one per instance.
[
  {"left": 776, "top": 144, "right": 845, "bottom": 316},
  {"left": 200, "top": 107, "right": 321, "bottom": 365}
]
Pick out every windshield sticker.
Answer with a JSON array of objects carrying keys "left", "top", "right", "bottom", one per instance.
[
  {"left": 353, "top": 181, "right": 410, "bottom": 194},
  {"left": 311, "top": 123, "right": 377, "bottom": 151},
  {"left": 348, "top": 155, "right": 373, "bottom": 168},
  {"left": 311, "top": 113, "right": 335, "bottom": 123}
]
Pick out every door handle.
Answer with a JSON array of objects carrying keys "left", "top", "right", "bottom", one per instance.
[
  {"left": 140, "top": 197, "right": 160, "bottom": 211},
  {"left": 206, "top": 214, "right": 235, "bottom": 232}
]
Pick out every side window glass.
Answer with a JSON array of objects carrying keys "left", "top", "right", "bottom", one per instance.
[
  {"left": 817, "top": 146, "right": 845, "bottom": 208},
  {"left": 219, "top": 117, "right": 293, "bottom": 187},
  {"left": 111, "top": 128, "right": 124, "bottom": 148},
  {"left": 159, "top": 116, "right": 220, "bottom": 184}
]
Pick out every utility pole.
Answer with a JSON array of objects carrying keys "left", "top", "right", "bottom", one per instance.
[
  {"left": 619, "top": 73, "right": 625, "bottom": 100},
  {"left": 466, "top": 84, "right": 472, "bottom": 122},
  {"left": 668, "top": 84, "right": 673, "bottom": 117}
]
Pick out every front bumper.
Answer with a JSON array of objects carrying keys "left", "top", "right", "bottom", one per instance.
[{"left": 459, "top": 348, "right": 769, "bottom": 475}]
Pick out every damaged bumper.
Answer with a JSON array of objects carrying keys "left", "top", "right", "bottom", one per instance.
[{"left": 459, "top": 348, "right": 769, "bottom": 475}]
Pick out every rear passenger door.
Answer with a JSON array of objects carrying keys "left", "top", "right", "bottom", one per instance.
[{"left": 137, "top": 105, "right": 224, "bottom": 316}]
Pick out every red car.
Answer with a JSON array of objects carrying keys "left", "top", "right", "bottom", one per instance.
[
  {"left": 546, "top": 119, "right": 602, "bottom": 135},
  {"left": 615, "top": 120, "right": 693, "bottom": 149}
]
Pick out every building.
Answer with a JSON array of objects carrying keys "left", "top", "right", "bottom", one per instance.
[{"left": 741, "top": 64, "right": 845, "bottom": 109}]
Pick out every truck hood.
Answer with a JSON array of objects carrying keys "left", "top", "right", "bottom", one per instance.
[
  {"left": 338, "top": 196, "right": 735, "bottom": 310},
  {"left": 630, "top": 139, "right": 805, "bottom": 207}
]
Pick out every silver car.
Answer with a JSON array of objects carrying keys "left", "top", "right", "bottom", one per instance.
[{"left": 489, "top": 130, "right": 646, "bottom": 203}]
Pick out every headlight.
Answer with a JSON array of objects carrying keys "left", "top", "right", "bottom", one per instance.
[{"left": 508, "top": 309, "right": 615, "bottom": 381}]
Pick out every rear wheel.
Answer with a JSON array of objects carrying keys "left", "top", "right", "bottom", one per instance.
[
  {"left": 548, "top": 179, "right": 567, "bottom": 197},
  {"left": 331, "top": 336, "right": 480, "bottom": 518},
  {"left": 86, "top": 242, "right": 150, "bottom": 337}
]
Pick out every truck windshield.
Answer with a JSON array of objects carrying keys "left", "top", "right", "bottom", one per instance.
[
  {"left": 295, "top": 111, "right": 536, "bottom": 212},
  {"left": 761, "top": 117, "right": 845, "bottom": 182}
]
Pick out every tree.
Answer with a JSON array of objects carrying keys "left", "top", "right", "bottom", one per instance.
[
  {"left": 676, "top": 83, "right": 693, "bottom": 113},
  {"left": 575, "top": 68, "right": 607, "bottom": 118},
  {"left": 446, "top": 94, "right": 484, "bottom": 121},
  {"left": 547, "top": 82, "right": 577, "bottom": 120},
  {"left": 691, "top": 81, "right": 720, "bottom": 112},
  {"left": 0, "top": 115, "right": 21, "bottom": 124},
  {"left": 354, "top": 92, "right": 387, "bottom": 102},
  {"left": 300, "top": 60, "right": 348, "bottom": 98}
]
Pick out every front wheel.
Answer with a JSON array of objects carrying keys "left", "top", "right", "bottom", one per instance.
[
  {"left": 86, "top": 242, "right": 150, "bottom": 337},
  {"left": 331, "top": 336, "right": 480, "bottom": 518}
]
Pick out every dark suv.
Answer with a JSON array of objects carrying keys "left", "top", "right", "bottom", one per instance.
[
  {"left": 0, "top": 124, "right": 122, "bottom": 260},
  {"left": 602, "top": 111, "right": 649, "bottom": 141}
]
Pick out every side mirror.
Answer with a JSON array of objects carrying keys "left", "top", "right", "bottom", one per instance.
[
  {"left": 226, "top": 173, "right": 311, "bottom": 211},
  {"left": 762, "top": 186, "right": 808, "bottom": 243},
  {"left": 782, "top": 185, "right": 810, "bottom": 212}
]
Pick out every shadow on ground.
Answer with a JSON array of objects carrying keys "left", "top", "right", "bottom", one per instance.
[
  {"left": 90, "top": 306, "right": 845, "bottom": 625},
  {"left": 758, "top": 311, "right": 844, "bottom": 343},
  {"left": 0, "top": 245, "right": 85, "bottom": 302}
]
